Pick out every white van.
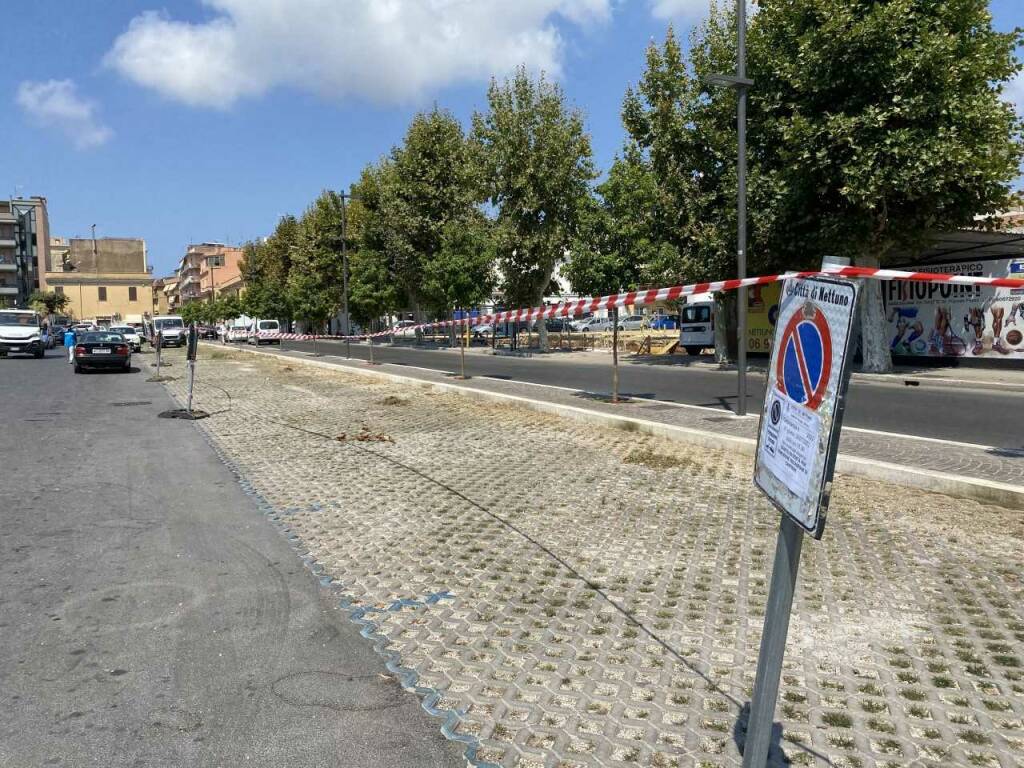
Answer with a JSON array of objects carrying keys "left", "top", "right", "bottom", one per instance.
[
  {"left": 679, "top": 296, "right": 715, "bottom": 356},
  {"left": 224, "top": 316, "right": 251, "bottom": 344},
  {"left": 248, "top": 319, "right": 281, "bottom": 345}
]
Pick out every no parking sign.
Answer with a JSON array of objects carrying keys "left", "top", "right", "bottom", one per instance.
[{"left": 755, "top": 276, "right": 859, "bottom": 538}]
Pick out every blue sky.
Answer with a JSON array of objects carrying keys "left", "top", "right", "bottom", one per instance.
[{"left": 3, "top": 1, "right": 1022, "bottom": 278}]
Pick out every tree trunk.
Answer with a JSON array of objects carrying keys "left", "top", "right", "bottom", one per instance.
[{"left": 855, "top": 253, "right": 892, "bottom": 373}]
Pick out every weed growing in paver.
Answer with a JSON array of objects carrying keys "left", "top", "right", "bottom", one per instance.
[
  {"left": 961, "top": 729, "right": 992, "bottom": 745},
  {"left": 899, "top": 688, "right": 927, "bottom": 701},
  {"left": 867, "top": 718, "right": 896, "bottom": 734},
  {"left": 823, "top": 712, "right": 853, "bottom": 728},
  {"left": 861, "top": 699, "right": 887, "bottom": 713}
]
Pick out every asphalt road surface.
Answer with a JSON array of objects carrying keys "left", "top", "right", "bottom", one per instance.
[
  {"left": 273, "top": 338, "right": 1024, "bottom": 450},
  {"left": 0, "top": 351, "right": 463, "bottom": 768}
]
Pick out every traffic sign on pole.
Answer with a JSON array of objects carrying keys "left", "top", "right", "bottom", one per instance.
[
  {"left": 743, "top": 271, "right": 858, "bottom": 768},
  {"left": 754, "top": 275, "right": 859, "bottom": 538}
]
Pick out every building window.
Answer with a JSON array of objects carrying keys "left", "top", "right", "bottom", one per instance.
[
  {"left": 55, "top": 286, "right": 64, "bottom": 295},
  {"left": 129, "top": 286, "right": 138, "bottom": 302},
  {"left": 98, "top": 286, "right": 108, "bottom": 302}
]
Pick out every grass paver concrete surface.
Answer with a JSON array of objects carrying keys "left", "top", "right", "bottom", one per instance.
[{"left": 167, "top": 346, "right": 1024, "bottom": 768}]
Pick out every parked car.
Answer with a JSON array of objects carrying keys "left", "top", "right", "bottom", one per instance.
[
  {"left": 152, "top": 315, "right": 187, "bottom": 347},
  {"left": 617, "top": 314, "right": 647, "bottom": 331},
  {"left": 248, "top": 319, "right": 281, "bottom": 345},
  {"left": 73, "top": 331, "right": 132, "bottom": 373},
  {"left": 196, "top": 325, "right": 218, "bottom": 340},
  {"left": 0, "top": 309, "right": 46, "bottom": 358},
  {"left": 391, "top": 320, "right": 419, "bottom": 338},
  {"left": 679, "top": 301, "right": 714, "bottom": 356},
  {"left": 108, "top": 324, "right": 143, "bottom": 351},
  {"left": 226, "top": 324, "right": 249, "bottom": 343},
  {"left": 543, "top": 317, "right": 573, "bottom": 333},
  {"left": 573, "top": 316, "right": 614, "bottom": 333},
  {"left": 568, "top": 314, "right": 594, "bottom": 331},
  {"left": 649, "top": 315, "right": 678, "bottom": 331}
]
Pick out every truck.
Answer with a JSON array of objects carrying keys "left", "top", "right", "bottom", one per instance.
[{"left": 0, "top": 309, "right": 46, "bottom": 358}]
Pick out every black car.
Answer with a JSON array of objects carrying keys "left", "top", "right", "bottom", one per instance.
[
  {"left": 73, "top": 332, "right": 132, "bottom": 373},
  {"left": 544, "top": 317, "right": 574, "bottom": 333}
]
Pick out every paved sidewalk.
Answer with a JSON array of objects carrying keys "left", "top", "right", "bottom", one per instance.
[
  {"left": 162, "top": 346, "right": 1024, "bottom": 768},
  {"left": 226, "top": 343, "right": 1024, "bottom": 498}
]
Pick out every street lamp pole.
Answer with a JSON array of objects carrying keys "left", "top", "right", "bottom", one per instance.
[
  {"left": 341, "top": 194, "right": 350, "bottom": 359},
  {"left": 704, "top": 3, "right": 752, "bottom": 416},
  {"left": 338, "top": 191, "right": 361, "bottom": 360},
  {"left": 736, "top": 0, "right": 749, "bottom": 416}
]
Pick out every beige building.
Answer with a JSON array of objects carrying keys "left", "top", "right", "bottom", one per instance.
[
  {"left": 152, "top": 277, "right": 173, "bottom": 315},
  {"left": 45, "top": 237, "right": 155, "bottom": 324}
]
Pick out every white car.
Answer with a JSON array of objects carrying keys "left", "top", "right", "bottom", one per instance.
[
  {"left": 391, "top": 320, "right": 419, "bottom": 338},
  {"left": 617, "top": 314, "right": 647, "bottom": 331},
  {"left": 573, "top": 316, "right": 614, "bottom": 333},
  {"left": 226, "top": 325, "right": 249, "bottom": 343},
  {"left": 108, "top": 325, "right": 143, "bottom": 351}
]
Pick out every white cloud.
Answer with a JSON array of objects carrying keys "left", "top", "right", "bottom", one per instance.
[
  {"left": 104, "top": 0, "right": 612, "bottom": 108},
  {"left": 649, "top": 0, "right": 710, "bottom": 20},
  {"left": 16, "top": 79, "right": 112, "bottom": 149}
]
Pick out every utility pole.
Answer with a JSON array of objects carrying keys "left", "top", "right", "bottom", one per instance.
[
  {"left": 705, "top": 1, "right": 752, "bottom": 416},
  {"left": 339, "top": 191, "right": 361, "bottom": 360},
  {"left": 736, "top": 0, "right": 749, "bottom": 416}
]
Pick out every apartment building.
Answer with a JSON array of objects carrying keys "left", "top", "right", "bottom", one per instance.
[
  {"left": 0, "top": 197, "right": 51, "bottom": 307},
  {"left": 177, "top": 243, "right": 244, "bottom": 305}
]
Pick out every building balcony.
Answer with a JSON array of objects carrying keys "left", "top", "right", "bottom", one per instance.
[
  {"left": 0, "top": 286, "right": 18, "bottom": 295},
  {"left": 0, "top": 262, "right": 15, "bottom": 272},
  {"left": 0, "top": 238, "right": 15, "bottom": 248}
]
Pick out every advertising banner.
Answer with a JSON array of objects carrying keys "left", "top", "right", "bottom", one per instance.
[
  {"left": 755, "top": 277, "right": 860, "bottom": 538},
  {"left": 746, "top": 281, "right": 781, "bottom": 354},
  {"left": 883, "top": 258, "right": 1024, "bottom": 359}
]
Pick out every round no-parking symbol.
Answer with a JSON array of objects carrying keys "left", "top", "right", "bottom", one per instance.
[{"left": 775, "top": 304, "right": 832, "bottom": 410}]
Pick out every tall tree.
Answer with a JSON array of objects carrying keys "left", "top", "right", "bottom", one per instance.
[
  {"left": 349, "top": 159, "right": 408, "bottom": 328},
  {"left": 288, "top": 190, "right": 347, "bottom": 331},
  {"left": 747, "top": 0, "right": 1024, "bottom": 371},
  {"left": 472, "top": 67, "right": 597, "bottom": 345},
  {"left": 566, "top": 144, "right": 679, "bottom": 297},
  {"left": 420, "top": 215, "right": 496, "bottom": 320},
  {"left": 389, "top": 108, "right": 482, "bottom": 319},
  {"left": 29, "top": 290, "right": 72, "bottom": 318},
  {"left": 240, "top": 215, "right": 298, "bottom": 323}
]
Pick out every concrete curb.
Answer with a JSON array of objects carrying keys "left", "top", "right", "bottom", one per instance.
[{"left": 210, "top": 343, "right": 1024, "bottom": 509}]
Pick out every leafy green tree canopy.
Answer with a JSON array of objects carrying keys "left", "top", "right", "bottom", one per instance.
[{"left": 472, "top": 67, "right": 597, "bottom": 309}]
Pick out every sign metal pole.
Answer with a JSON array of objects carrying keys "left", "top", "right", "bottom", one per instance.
[
  {"left": 741, "top": 514, "right": 803, "bottom": 767},
  {"left": 155, "top": 331, "right": 162, "bottom": 377},
  {"left": 611, "top": 306, "right": 620, "bottom": 403},
  {"left": 185, "top": 323, "right": 198, "bottom": 414}
]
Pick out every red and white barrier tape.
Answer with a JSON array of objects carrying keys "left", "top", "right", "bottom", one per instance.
[{"left": 257, "top": 265, "right": 1024, "bottom": 342}]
